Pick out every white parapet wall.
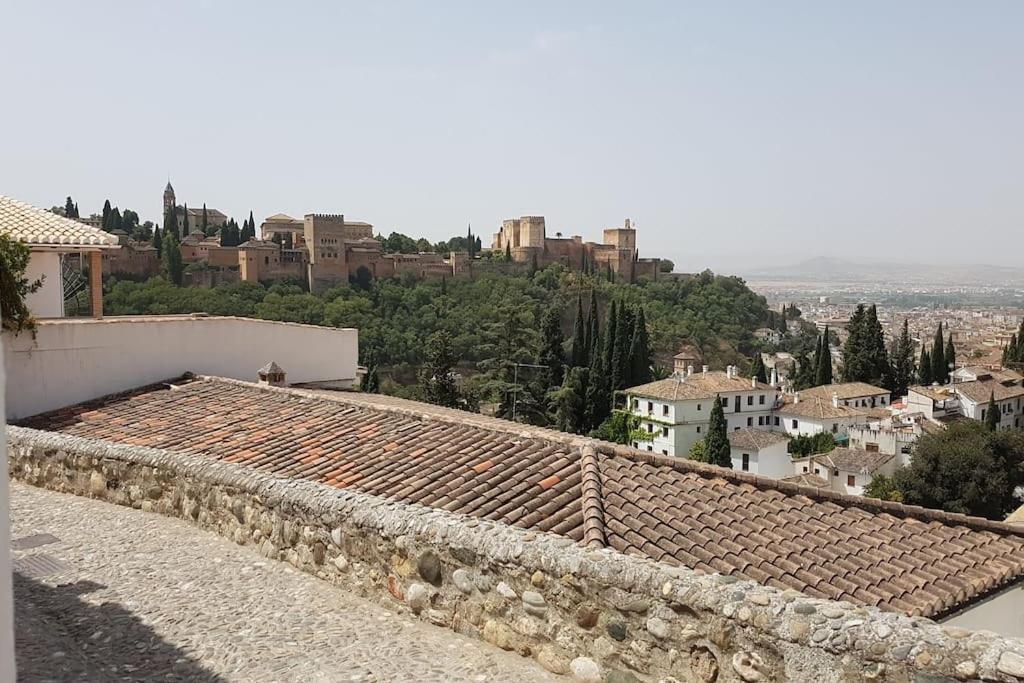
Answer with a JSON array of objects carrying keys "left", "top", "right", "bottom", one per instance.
[{"left": 3, "top": 315, "right": 358, "bottom": 420}]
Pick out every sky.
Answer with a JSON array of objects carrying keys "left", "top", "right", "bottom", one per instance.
[{"left": 1, "top": 1, "right": 1022, "bottom": 272}]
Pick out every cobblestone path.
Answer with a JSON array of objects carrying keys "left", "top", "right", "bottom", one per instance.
[{"left": 10, "top": 482, "right": 559, "bottom": 682}]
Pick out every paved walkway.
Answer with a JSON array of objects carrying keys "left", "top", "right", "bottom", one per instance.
[{"left": 10, "top": 483, "right": 558, "bottom": 682}]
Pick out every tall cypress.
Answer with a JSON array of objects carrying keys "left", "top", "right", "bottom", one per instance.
[
  {"left": 751, "top": 353, "right": 768, "bottom": 383},
  {"left": 841, "top": 305, "right": 866, "bottom": 382},
  {"left": 615, "top": 306, "right": 635, "bottom": 389},
  {"left": 585, "top": 324, "right": 609, "bottom": 430},
  {"left": 201, "top": 203, "right": 209, "bottom": 235},
  {"left": 864, "top": 305, "right": 887, "bottom": 384},
  {"left": 810, "top": 334, "right": 822, "bottom": 387},
  {"left": 248, "top": 210, "right": 256, "bottom": 239},
  {"left": 945, "top": 334, "right": 956, "bottom": 375},
  {"left": 586, "top": 293, "right": 600, "bottom": 362},
  {"left": 182, "top": 203, "right": 191, "bottom": 236},
  {"left": 538, "top": 308, "right": 565, "bottom": 389},
  {"left": 931, "top": 322, "right": 946, "bottom": 384},
  {"left": 703, "top": 395, "right": 732, "bottom": 468},
  {"left": 64, "top": 196, "right": 76, "bottom": 218},
  {"left": 1005, "top": 334, "right": 1019, "bottom": 365},
  {"left": 985, "top": 393, "right": 1000, "bottom": 431},
  {"left": 152, "top": 225, "right": 162, "bottom": 258},
  {"left": 603, "top": 301, "right": 618, "bottom": 380},
  {"left": 101, "top": 199, "right": 112, "bottom": 229},
  {"left": 815, "top": 327, "right": 832, "bottom": 386},
  {"left": 892, "top": 319, "right": 914, "bottom": 396},
  {"left": 628, "top": 307, "right": 652, "bottom": 385},
  {"left": 570, "top": 293, "right": 587, "bottom": 368},
  {"left": 919, "top": 348, "right": 933, "bottom": 385}
]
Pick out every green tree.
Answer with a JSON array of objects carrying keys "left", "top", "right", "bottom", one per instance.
[
  {"left": 504, "top": 242, "right": 511, "bottom": 261},
  {"left": 945, "top": 334, "right": 956, "bottom": 375},
  {"left": 200, "top": 203, "right": 209, "bottom": 234},
  {"left": 0, "top": 234, "right": 44, "bottom": 333},
  {"left": 586, "top": 292, "right": 600, "bottom": 363},
  {"left": 64, "top": 196, "right": 77, "bottom": 218},
  {"left": 163, "top": 203, "right": 179, "bottom": 241},
  {"left": 1004, "top": 335, "right": 1018, "bottom": 365},
  {"left": 182, "top": 203, "right": 190, "bottom": 236},
  {"left": 702, "top": 395, "right": 732, "bottom": 468},
  {"left": 161, "top": 232, "right": 184, "bottom": 285},
  {"left": 751, "top": 353, "right": 768, "bottom": 383},
  {"left": 890, "top": 319, "right": 914, "bottom": 396},
  {"left": 919, "top": 348, "right": 933, "bottom": 385},
  {"left": 552, "top": 366, "right": 588, "bottom": 434},
  {"left": 687, "top": 440, "right": 707, "bottom": 461},
  {"left": 868, "top": 420, "right": 1024, "bottom": 519},
  {"left": 101, "top": 199, "right": 112, "bottom": 229},
  {"left": 841, "top": 305, "right": 867, "bottom": 382},
  {"left": 931, "top": 322, "right": 947, "bottom": 384},
  {"left": 590, "top": 411, "right": 638, "bottom": 444},
  {"left": 584, "top": 326, "right": 609, "bottom": 430},
  {"left": 985, "top": 393, "right": 1000, "bottom": 431},
  {"left": 570, "top": 293, "right": 587, "bottom": 368},
  {"left": 152, "top": 225, "right": 162, "bottom": 258},
  {"left": 815, "top": 327, "right": 833, "bottom": 386},
  {"left": 863, "top": 474, "right": 903, "bottom": 502},
  {"left": 362, "top": 355, "right": 381, "bottom": 393},
  {"left": 419, "top": 330, "right": 462, "bottom": 408},
  {"left": 537, "top": 308, "right": 565, "bottom": 388},
  {"left": 628, "top": 307, "right": 652, "bottom": 385},
  {"left": 109, "top": 207, "right": 122, "bottom": 232},
  {"left": 864, "top": 305, "right": 888, "bottom": 384},
  {"left": 351, "top": 265, "right": 373, "bottom": 291}
]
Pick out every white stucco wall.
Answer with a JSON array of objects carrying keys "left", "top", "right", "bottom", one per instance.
[
  {"left": 945, "top": 583, "right": 1024, "bottom": 638},
  {"left": 4, "top": 315, "right": 358, "bottom": 420},
  {"left": 24, "top": 251, "right": 63, "bottom": 318},
  {"left": 731, "top": 440, "right": 791, "bottom": 477},
  {"left": 0, "top": 326, "right": 16, "bottom": 680}
]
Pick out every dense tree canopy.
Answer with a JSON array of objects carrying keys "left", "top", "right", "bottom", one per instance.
[{"left": 0, "top": 235, "right": 43, "bottom": 333}]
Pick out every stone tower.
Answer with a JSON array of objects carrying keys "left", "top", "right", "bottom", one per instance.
[{"left": 163, "top": 181, "right": 176, "bottom": 215}]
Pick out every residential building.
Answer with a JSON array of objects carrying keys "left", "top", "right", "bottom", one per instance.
[
  {"left": 847, "top": 412, "right": 935, "bottom": 461},
  {"left": 796, "top": 382, "right": 892, "bottom": 409},
  {"left": 0, "top": 194, "right": 119, "bottom": 318},
  {"left": 953, "top": 379, "right": 1024, "bottom": 430},
  {"left": 624, "top": 366, "right": 779, "bottom": 456},
  {"left": 905, "top": 385, "right": 961, "bottom": 421},
  {"left": 753, "top": 327, "right": 783, "bottom": 345},
  {"left": 727, "top": 428, "right": 790, "bottom": 476},
  {"left": 791, "top": 447, "right": 898, "bottom": 496},
  {"left": 773, "top": 393, "right": 870, "bottom": 438}
]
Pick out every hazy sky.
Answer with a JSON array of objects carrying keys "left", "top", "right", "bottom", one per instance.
[{"left": 2, "top": 2, "right": 1021, "bottom": 272}]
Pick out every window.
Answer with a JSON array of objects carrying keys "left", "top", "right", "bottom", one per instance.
[
  {"left": 831, "top": 424, "right": 838, "bottom": 433},
  {"left": 646, "top": 423, "right": 654, "bottom": 433},
  {"left": 865, "top": 443, "right": 879, "bottom": 452},
  {"left": 847, "top": 475, "right": 855, "bottom": 487},
  {"left": 734, "top": 426, "right": 740, "bottom": 431},
  {"left": 264, "top": 256, "right": 270, "bottom": 265},
  {"left": 814, "top": 467, "right": 821, "bottom": 475},
  {"left": 696, "top": 426, "right": 701, "bottom": 433},
  {"left": 758, "top": 416, "right": 764, "bottom": 426},
  {"left": 632, "top": 399, "right": 638, "bottom": 410},
  {"left": 759, "top": 395, "right": 765, "bottom": 405},
  {"left": 802, "top": 466, "right": 808, "bottom": 473},
  {"left": 647, "top": 401, "right": 653, "bottom": 413},
  {"left": 661, "top": 427, "right": 669, "bottom": 437},
  {"left": 741, "top": 454, "right": 750, "bottom": 471},
  {"left": 747, "top": 395, "right": 753, "bottom": 406},
  {"left": 747, "top": 417, "right": 753, "bottom": 427},
  {"left": 632, "top": 442, "right": 638, "bottom": 448},
  {"left": 792, "top": 419, "right": 798, "bottom": 429},
  {"left": 982, "top": 409, "right": 986, "bottom": 420},
  {"left": 662, "top": 450, "right": 668, "bottom": 455},
  {"left": 647, "top": 445, "right": 653, "bottom": 452},
  {"left": 774, "top": 417, "right": 780, "bottom": 426},
  {"left": 662, "top": 404, "right": 669, "bottom": 416},
  {"left": 734, "top": 396, "right": 741, "bottom": 412},
  {"left": 697, "top": 404, "right": 702, "bottom": 411}
]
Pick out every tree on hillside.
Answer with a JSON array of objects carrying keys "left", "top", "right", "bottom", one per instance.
[
  {"left": 537, "top": 308, "right": 565, "bottom": 388},
  {"left": 101, "top": 199, "right": 112, "bottom": 230},
  {"left": 362, "top": 352, "right": 381, "bottom": 393},
  {"left": 504, "top": 242, "right": 511, "bottom": 261},
  {"left": 0, "top": 234, "right": 44, "bottom": 333},
  {"left": 64, "top": 196, "right": 78, "bottom": 219},
  {"left": 985, "top": 393, "right": 1000, "bottom": 431},
  {"left": 419, "top": 330, "right": 462, "bottom": 408},
  {"left": 586, "top": 292, "right": 600, "bottom": 363},
  {"left": 865, "top": 420, "right": 1024, "bottom": 519},
  {"left": 552, "top": 366, "right": 588, "bottom": 434},
  {"left": 152, "top": 225, "right": 162, "bottom": 258},
  {"left": 864, "top": 305, "right": 888, "bottom": 384},
  {"left": 248, "top": 211, "right": 256, "bottom": 239},
  {"left": 1004, "top": 334, "right": 1018, "bottom": 365},
  {"left": 919, "top": 348, "right": 933, "bottom": 385},
  {"left": 161, "top": 232, "right": 183, "bottom": 285},
  {"left": 841, "top": 305, "right": 867, "bottom": 382},
  {"left": 585, "top": 325, "right": 609, "bottom": 430},
  {"left": 751, "top": 352, "right": 767, "bottom": 383},
  {"left": 163, "top": 203, "right": 178, "bottom": 241},
  {"left": 945, "top": 334, "right": 956, "bottom": 374},
  {"left": 628, "top": 307, "right": 652, "bottom": 385},
  {"left": 815, "top": 326, "right": 833, "bottom": 386},
  {"left": 182, "top": 203, "right": 190, "bottom": 236},
  {"left": 570, "top": 293, "right": 587, "bottom": 368},
  {"left": 890, "top": 319, "right": 915, "bottom": 397},
  {"left": 702, "top": 395, "right": 732, "bottom": 468},
  {"left": 616, "top": 306, "right": 635, "bottom": 388},
  {"left": 931, "top": 322, "right": 947, "bottom": 384},
  {"left": 200, "top": 203, "right": 209, "bottom": 235},
  {"left": 792, "top": 351, "right": 815, "bottom": 390}
]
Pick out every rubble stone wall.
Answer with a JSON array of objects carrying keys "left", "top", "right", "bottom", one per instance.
[{"left": 9, "top": 426, "right": 1024, "bottom": 683}]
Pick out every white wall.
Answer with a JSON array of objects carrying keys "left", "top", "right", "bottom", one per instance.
[
  {"left": 24, "top": 251, "right": 63, "bottom": 318},
  {"left": 4, "top": 315, "right": 358, "bottom": 420},
  {"left": 731, "top": 440, "right": 791, "bottom": 477},
  {"left": 945, "top": 583, "right": 1024, "bottom": 638},
  {"left": 0, "top": 326, "right": 15, "bottom": 680}
]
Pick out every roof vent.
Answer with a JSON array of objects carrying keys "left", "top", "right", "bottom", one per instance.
[
  {"left": 258, "top": 361, "right": 287, "bottom": 387},
  {"left": 794, "top": 392, "right": 801, "bottom": 404}
]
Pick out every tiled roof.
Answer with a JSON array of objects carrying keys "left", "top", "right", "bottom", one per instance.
[
  {"left": 954, "top": 379, "right": 1024, "bottom": 404},
  {"left": 780, "top": 473, "right": 829, "bottom": 488},
  {"left": 908, "top": 385, "right": 953, "bottom": 402},
  {"left": 626, "top": 372, "right": 772, "bottom": 401},
  {"left": 263, "top": 213, "right": 300, "bottom": 223},
  {"left": 799, "top": 382, "right": 890, "bottom": 401},
  {"left": 0, "top": 195, "right": 119, "bottom": 248},
  {"left": 776, "top": 396, "right": 869, "bottom": 420},
  {"left": 18, "top": 376, "right": 1024, "bottom": 619},
  {"left": 810, "top": 447, "right": 895, "bottom": 475},
  {"left": 727, "top": 428, "right": 789, "bottom": 451}
]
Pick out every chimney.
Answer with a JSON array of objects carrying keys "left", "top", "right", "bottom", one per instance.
[
  {"left": 832, "top": 392, "right": 839, "bottom": 408},
  {"left": 258, "top": 361, "right": 287, "bottom": 387},
  {"left": 751, "top": 376, "right": 757, "bottom": 388},
  {"left": 794, "top": 392, "right": 800, "bottom": 404},
  {"left": 687, "top": 365, "right": 694, "bottom": 377},
  {"left": 770, "top": 367, "right": 779, "bottom": 388},
  {"left": 702, "top": 365, "right": 709, "bottom": 377}
]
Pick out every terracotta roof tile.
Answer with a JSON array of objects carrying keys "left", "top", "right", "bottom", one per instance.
[{"left": 18, "top": 375, "right": 1024, "bottom": 620}]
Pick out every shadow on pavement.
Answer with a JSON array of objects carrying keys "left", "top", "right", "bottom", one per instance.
[{"left": 14, "top": 573, "right": 224, "bottom": 682}]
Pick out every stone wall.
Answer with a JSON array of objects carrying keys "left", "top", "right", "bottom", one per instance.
[{"left": 8, "top": 426, "right": 1024, "bottom": 683}]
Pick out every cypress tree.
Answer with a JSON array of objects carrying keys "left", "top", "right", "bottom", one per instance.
[
  {"left": 919, "top": 348, "right": 933, "bottom": 385},
  {"left": 864, "top": 305, "right": 888, "bottom": 384},
  {"left": 585, "top": 325, "right": 609, "bottom": 430},
  {"left": 440, "top": 276, "right": 447, "bottom": 296},
  {"left": 101, "top": 199, "right": 112, "bottom": 229},
  {"left": 931, "top": 323, "right": 947, "bottom": 384},
  {"left": 109, "top": 207, "right": 122, "bottom": 232},
  {"left": 538, "top": 308, "right": 565, "bottom": 389},
  {"left": 248, "top": 210, "right": 256, "bottom": 238},
  {"left": 810, "top": 334, "right": 822, "bottom": 387},
  {"left": 751, "top": 353, "right": 768, "bottom": 383},
  {"left": 529, "top": 252, "right": 539, "bottom": 276},
  {"left": 815, "top": 327, "right": 833, "bottom": 386},
  {"left": 841, "top": 305, "right": 866, "bottom": 382},
  {"left": 554, "top": 367, "right": 587, "bottom": 434},
  {"left": 1005, "top": 334, "right": 1018, "bottom": 365},
  {"left": 64, "top": 196, "right": 76, "bottom": 218},
  {"left": 586, "top": 292, "right": 600, "bottom": 362},
  {"left": 703, "top": 395, "right": 732, "bottom": 468},
  {"left": 892, "top": 319, "right": 914, "bottom": 396},
  {"left": 201, "top": 203, "right": 209, "bottom": 235},
  {"left": 182, "top": 203, "right": 191, "bottom": 236},
  {"left": 615, "top": 306, "right": 635, "bottom": 389},
  {"left": 466, "top": 224, "right": 473, "bottom": 259},
  {"left": 628, "top": 307, "right": 652, "bottom": 385},
  {"left": 152, "top": 225, "right": 162, "bottom": 258},
  {"left": 570, "top": 293, "right": 587, "bottom": 368},
  {"left": 161, "top": 232, "right": 183, "bottom": 285},
  {"left": 945, "top": 334, "right": 956, "bottom": 375},
  {"left": 985, "top": 393, "right": 1000, "bottom": 431},
  {"left": 603, "top": 300, "right": 618, "bottom": 380},
  {"left": 163, "top": 202, "right": 178, "bottom": 241},
  {"left": 505, "top": 242, "right": 511, "bottom": 261}
]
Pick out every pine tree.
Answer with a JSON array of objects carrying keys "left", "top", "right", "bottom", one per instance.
[
  {"left": 570, "top": 293, "right": 587, "bottom": 368},
  {"left": 985, "top": 393, "right": 1000, "bottom": 431},
  {"left": 161, "top": 232, "right": 183, "bottom": 285},
  {"left": 751, "top": 353, "right": 768, "bottom": 383},
  {"left": 201, "top": 203, "right": 209, "bottom": 235},
  {"left": 931, "top": 323, "right": 947, "bottom": 384},
  {"left": 64, "top": 196, "right": 76, "bottom": 218},
  {"left": 919, "top": 348, "right": 933, "bottom": 385},
  {"left": 152, "top": 225, "right": 162, "bottom": 258},
  {"left": 538, "top": 308, "right": 565, "bottom": 389},
  {"left": 101, "top": 199, "right": 112, "bottom": 229},
  {"left": 841, "top": 305, "right": 866, "bottom": 382},
  {"left": 628, "top": 307, "right": 652, "bottom": 385},
  {"left": 891, "top": 319, "right": 914, "bottom": 397},
  {"left": 945, "top": 334, "right": 956, "bottom": 375},
  {"left": 703, "top": 395, "right": 732, "bottom": 468}
]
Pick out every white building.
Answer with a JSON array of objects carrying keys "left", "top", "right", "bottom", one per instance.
[
  {"left": 625, "top": 366, "right": 779, "bottom": 457},
  {"left": 0, "top": 194, "right": 119, "bottom": 318},
  {"left": 791, "top": 447, "right": 898, "bottom": 496},
  {"left": 905, "top": 385, "right": 961, "bottom": 421},
  {"left": 774, "top": 393, "right": 871, "bottom": 438},
  {"left": 728, "top": 428, "right": 791, "bottom": 476},
  {"left": 753, "top": 327, "right": 783, "bottom": 345},
  {"left": 796, "top": 382, "right": 892, "bottom": 410},
  {"left": 953, "top": 379, "right": 1024, "bottom": 430}
]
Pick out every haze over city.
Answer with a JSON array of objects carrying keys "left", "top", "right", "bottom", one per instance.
[{"left": 2, "top": 1, "right": 1022, "bottom": 272}]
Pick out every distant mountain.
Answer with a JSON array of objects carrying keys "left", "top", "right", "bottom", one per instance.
[{"left": 742, "top": 257, "right": 1024, "bottom": 286}]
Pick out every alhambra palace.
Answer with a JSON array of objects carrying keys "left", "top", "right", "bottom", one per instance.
[{"left": 99, "top": 182, "right": 663, "bottom": 291}]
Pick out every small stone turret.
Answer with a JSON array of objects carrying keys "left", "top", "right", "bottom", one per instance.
[{"left": 258, "top": 361, "right": 287, "bottom": 387}]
